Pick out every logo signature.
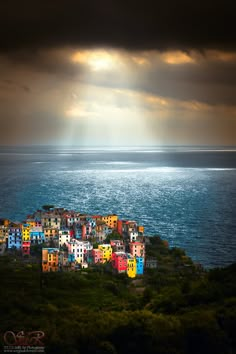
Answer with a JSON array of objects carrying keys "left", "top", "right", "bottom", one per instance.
[{"left": 3, "top": 331, "right": 45, "bottom": 353}]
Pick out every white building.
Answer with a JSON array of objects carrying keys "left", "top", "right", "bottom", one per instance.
[
  {"left": 65, "top": 213, "right": 81, "bottom": 227},
  {"left": 67, "top": 239, "right": 93, "bottom": 264},
  {"left": 129, "top": 231, "right": 138, "bottom": 242},
  {"left": 59, "top": 230, "right": 71, "bottom": 247}
]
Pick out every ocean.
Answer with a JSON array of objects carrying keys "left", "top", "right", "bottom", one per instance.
[{"left": 1, "top": 145, "right": 236, "bottom": 268}]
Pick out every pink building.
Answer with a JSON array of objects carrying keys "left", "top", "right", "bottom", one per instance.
[
  {"left": 92, "top": 249, "right": 103, "bottom": 264},
  {"left": 112, "top": 252, "right": 127, "bottom": 273},
  {"left": 129, "top": 242, "right": 145, "bottom": 258}
]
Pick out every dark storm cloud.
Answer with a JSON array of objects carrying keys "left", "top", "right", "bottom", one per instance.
[
  {"left": 0, "top": 0, "right": 236, "bottom": 52},
  {"left": 3, "top": 48, "right": 236, "bottom": 106}
]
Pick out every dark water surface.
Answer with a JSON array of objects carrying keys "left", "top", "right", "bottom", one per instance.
[{"left": 1, "top": 146, "right": 236, "bottom": 268}]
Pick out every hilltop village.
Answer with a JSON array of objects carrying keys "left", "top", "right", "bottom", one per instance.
[{"left": 0, "top": 206, "right": 156, "bottom": 278}]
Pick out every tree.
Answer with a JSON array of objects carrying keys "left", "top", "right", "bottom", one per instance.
[{"left": 105, "top": 231, "right": 122, "bottom": 243}]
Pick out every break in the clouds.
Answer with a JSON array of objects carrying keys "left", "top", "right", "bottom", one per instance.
[{"left": 0, "top": 1, "right": 236, "bottom": 146}]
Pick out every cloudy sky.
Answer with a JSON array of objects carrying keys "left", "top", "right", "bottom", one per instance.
[{"left": 0, "top": 0, "right": 236, "bottom": 146}]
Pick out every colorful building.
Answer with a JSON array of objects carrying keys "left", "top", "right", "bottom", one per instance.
[
  {"left": 124, "top": 220, "right": 137, "bottom": 234},
  {"left": 22, "top": 224, "right": 30, "bottom": 241},
  {"left": 0, "top": 218, "right": 10, "bottom": 227},
  {"left": 44, "top": 228, "right": 59, "bottom": 242},
  {"left": 127, "top": 254, "right": 137, "bottom": 278},
  {"left": 117, "top": 220, "right": 123, "bottom": 236},
  {"left": 137, "top": 225, "right": 144, "bottom": 235},
  {"left": 67, "top": 239, "right": 93, "bottom": 264},
  {"left": 30, "top": 227, "right": 45, "bottom": 244},
  {"left": 0, "top": 223, "right": 8, "bottom": 254},
  {"left": 112, "top": 252, "right": 127, "bottom": 273},
  {"left": 92, "top": 249, "right": 103, "bottom": 264},
  {"left": 0, "top": 225, "right": 8, "bottom": 244},
  {"left": 98, "top": 244, "right": 113, "bottom": 263},
  {"left": 129, "top": 242, "right": 145, "bottom": 258},
  {"left": 101, "top": 214, "right": 118, "bottom": 229},
  {"left": 41, "top": 215, "right": 61, "bottom": 229},
  {"left": 2, "top": 209, "right": 147, "bottom": 274},
  {"left": 59, "top": 230, "right": 71, "bottom": 247},
  {"left": 136, "top": 257, "right": 144, "bottom": 275},
  {"left": 81, "top": 224, "right": 86, "bottom": 240},
  {"left": 110, "top": 239, "right": 125, "bottom": 253},
  {"left": 42, "top": 248, "right": 59, "bottom": 272},
  {"left": 64, "top": 213, "right": 81, "bottom": 227},
  {"left": 96, "top": 221, "right": 112, "bottom": 242},
  {"left": 58, "top": 251, "right": 68, "bottom": 268},
  {"left": 128, "top": 231, "right": 138, "bottom": 242},
  {"left": 8, "top": 226, "right": 22, "bottom": 249},
  {"left": 68, "top": 253, "right": 75, "bottom": 263},
  {"left": 22, "top": 241, "right": 31, "bottom": 255},
  {"left": 25, "top": 219, "right": 41, "bottom": 228}
]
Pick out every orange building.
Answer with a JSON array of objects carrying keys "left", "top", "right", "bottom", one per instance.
[
  {"left": 101, "top": 214, "right": 118, "bottom": 229},
  {"left": 0, "top": 219, "right": 10, "bottom": 227},
  {"left": 42, "top": 248, "right": 59, "bottom": 272},
  {"left": 44, "top": 228, "right": 59, "bottom": 241},
  {"left": 137, "top": 225, "right": 144, "bottom": 235}
]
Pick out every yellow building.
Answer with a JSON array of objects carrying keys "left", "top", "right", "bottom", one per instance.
[
  {"left": 127, "top": 255, "right": 137, "bottom": 278},
  {"left": 22, "top": 224, "right": 30, "bottom": 241},
  {"left": 0, "top": 226, "right": 8, "bottom": 243},
  {"left": 98, "top": 244, "right": 112, "bottom": 263},
  {"left": 41, "top": 215, "right": 61, "bottom": 229},
  {"left": 101, "top": 214, "right": 118, "bottom": 229},
  {"left": 42, "top": 248, "right": 59, "bottom": 272}
]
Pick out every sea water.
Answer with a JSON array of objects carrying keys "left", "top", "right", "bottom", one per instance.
[{"left": 0, "top": 145, "right": 236, "bottom": 268}]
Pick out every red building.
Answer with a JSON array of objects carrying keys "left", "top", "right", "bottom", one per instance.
[
  {"left": 112, "top": 252, "right": 127, "bottom": 273},
  {"left": 22, "top": 241, "right": 30, "bottom": 256},
  {"left": 117, "top": 220, "right": 123, "bottom": 236}
]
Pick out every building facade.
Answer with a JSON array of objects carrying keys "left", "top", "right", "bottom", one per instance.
[
  {"left": 98, "top": 244, "right": 112, "bottom": 263},
  {"left": 42, "top": 248, "right": 59, "bottom": 272}
]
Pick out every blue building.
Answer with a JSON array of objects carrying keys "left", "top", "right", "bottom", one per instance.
[
  {"left": 73, "top": 225, "right": 82, "bottom": 239},
  {"left": 68, "top": 253, "right": 75, "bottom": 262},
  {"left": 30, "top": 229, "right": 45, "bottom": 244},
  {"left": 136, "top": 257, "right": 144, "bottom": 275},
  {"left": 8, "top": 227, "right": 22, "bottom": 249}
]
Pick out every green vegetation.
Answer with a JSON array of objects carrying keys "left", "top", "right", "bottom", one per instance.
[
  {"left": 105, "top": 231, "right": 122, "bottom": 243},
  {"left": 0, "top": 236, "right": 236, "bottom": 354}
]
